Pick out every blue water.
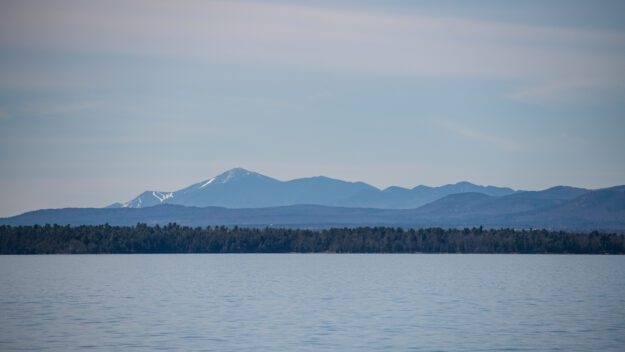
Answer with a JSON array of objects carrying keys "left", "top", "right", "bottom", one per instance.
[{"left": 1, "top": 254, "right": 624, "bottom": 351}]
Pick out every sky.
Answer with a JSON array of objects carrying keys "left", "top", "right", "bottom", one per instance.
[{"left": 0, "top": 0, "right": 624, "bottom": 216}]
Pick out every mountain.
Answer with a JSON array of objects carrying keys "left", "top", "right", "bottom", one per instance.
[
  {"left": 413, "top": 186, "right": 590, "bottom": 220},
  {"left": 403, "top": 185, "right": 625, "bottom": 231},
  {"left": 166, "top": 168, "right": 285, "bottom": 208},
  {"left": 2, "top": 186, "right": 623, "bottom": 232},
  {"left": 118, "top": 167, "right": 517, "bottom": 209},
  {"left": 4, "top": 167, "right": 620, "bottom": 231},
  {"left": 339, "top": 181, "right": 516, "bottom": 208},
  {"left": 508, "top": 186, "right": 625, "bottom": 231},
  {"left": 0, "top": 205, "right": 404, "bottom": 228}
]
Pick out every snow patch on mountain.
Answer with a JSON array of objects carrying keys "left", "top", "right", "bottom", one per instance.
[
  {"left": 152, "top": 191, "right": 174, "bottom": 202},
  {"left": 121, "top": 190, "right": 174, "bottom": 208},
  {"left": 200, "top": 178, "right": 215, "bottom": 188}
]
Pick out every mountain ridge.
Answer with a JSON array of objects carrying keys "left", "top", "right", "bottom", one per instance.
[
  {"left": 113, "top": 167, "right": 519, "bottom": 209},
  {"left": 3, "top": 184, "right": 623, "bottom": 232}
]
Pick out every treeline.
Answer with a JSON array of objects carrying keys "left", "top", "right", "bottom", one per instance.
[{"left": 1, "top": 224, "right": 624, "bottom": 254}]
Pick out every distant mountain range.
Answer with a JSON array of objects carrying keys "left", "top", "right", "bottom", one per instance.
[
  {"left": 108, "top": 167, "right": 518, "bottom": 209},
  {"left": 1, "top": 168, "right": 624, "bottom": 232}
]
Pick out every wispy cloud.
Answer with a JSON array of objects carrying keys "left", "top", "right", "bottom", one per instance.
[
  {"left": 30, "top": 100, "right": 103, "bottom": 117},
  {"left": 438, "top": 120, "right": 527, "bottom": 152},
  {"left": 1, "top": 1, "right": 624, "bottom": 103},
  {"left": 506, "top": 79, "right": 624, "bottom": 104},
  {"left": 0, "top": 100, "right": 104, "bottom": 121}
]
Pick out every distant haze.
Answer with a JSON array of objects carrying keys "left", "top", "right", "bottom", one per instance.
[{"left": 1, "top": 0, "right": 624, "bottom": 216}]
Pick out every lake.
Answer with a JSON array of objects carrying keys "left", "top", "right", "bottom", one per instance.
[{"left": 1, "top": 254, "right": 624, "bottom": 351}]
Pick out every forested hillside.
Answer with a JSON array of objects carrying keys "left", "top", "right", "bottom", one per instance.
[{"left": 1, "top": 224, "right": 623, "bottom": 254}]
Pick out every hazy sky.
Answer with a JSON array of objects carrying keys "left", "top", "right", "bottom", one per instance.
[{"left": 1, "top": 0, "right": 625, "bottom": 216}]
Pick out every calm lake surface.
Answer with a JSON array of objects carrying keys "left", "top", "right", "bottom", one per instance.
[{"left": 1, "top": 254, "right": 624, "bottom": 351}]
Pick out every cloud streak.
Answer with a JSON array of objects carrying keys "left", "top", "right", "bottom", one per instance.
[
  {"left": 438, "top": 120, "right": 527, "bottom": 152},
  {"left": 1, "top": 1, "right": 624, "bottom": 103}
]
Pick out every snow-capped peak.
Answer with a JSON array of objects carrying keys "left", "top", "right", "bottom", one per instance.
[
  {"left": 115, "top": 167, "right": 277, "bottom": 208},
  {"left": 213, "top": 167, "right": 255, "bottom": 184}
]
